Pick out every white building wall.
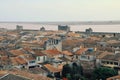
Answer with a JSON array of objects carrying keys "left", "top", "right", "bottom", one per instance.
[
  {"left": 36, "top": 56, "right": 48, "bottom": 63},
  {"left": 28, "top": 60, "right": 36, "bottom": 67}
]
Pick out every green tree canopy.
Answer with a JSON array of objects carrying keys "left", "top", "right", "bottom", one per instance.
[
  {"left": 92, "top": 67, "right": 118, "bottom": 80},
  {"left": 62, "top": 62, "right": 83, "bottom": 80},
  {"left": 62, "top": 64, "right": 72, "bottom": 78}
]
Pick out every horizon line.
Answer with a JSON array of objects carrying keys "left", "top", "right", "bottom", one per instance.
[
  {"left": 1, "top": 21, "right": 120, "bottom": 25},
  {"left": 0, "top": 20, "right": 120, "bottom": 23}
]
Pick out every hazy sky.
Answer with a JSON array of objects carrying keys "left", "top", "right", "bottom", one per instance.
[{"left": 0, "top": 0, "right": 120, "bottom": 22}]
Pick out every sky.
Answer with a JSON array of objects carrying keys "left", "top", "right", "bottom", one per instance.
[{"left": 0, "top": 0, "right": 120, "bottom": 22}]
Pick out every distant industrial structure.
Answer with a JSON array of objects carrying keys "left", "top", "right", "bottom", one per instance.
[
  {"left": 16, "top": 25, "right": 23, "bottom": 31},
  {"left": 58, "top": 25, "right": 70, "bottom": 32},
  {"left": 40, "top": 27, "right": 45, "bottom": 31},
  {"left": 85, "top": 28, "right": 93, "bottom": 35}
]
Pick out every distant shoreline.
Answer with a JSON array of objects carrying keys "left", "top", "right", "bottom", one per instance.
[
  {"left": 0, "top": 22, "right": 120, "bottom": 33},
  {"left": 0, "top": 21, "right": 120, "bottom": 25}
]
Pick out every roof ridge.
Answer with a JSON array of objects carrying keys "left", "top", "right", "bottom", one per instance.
[{"left": 0, "top": 73, "right": 9, "bottom": 79}]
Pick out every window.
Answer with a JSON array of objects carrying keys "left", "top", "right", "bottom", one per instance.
[
  {"left": 101, "top": 61, "right": 106, "bottom": 64},
  {"left": 56, "top": 40, "right": 59, "bottom": 44},
  {"left": 81, "top": 55, "right": 87, "bottom": 59},
  {"left": 37, "top": 57, "right": 40, "bottom": 61},
  {"left": 110, "top": 62, "right": 113, "bottom": 64},
  {"left": 114, "top": 62, "right": 118, "bottom": 65},
  {"left": 76, "top": 55, "right": 78, "bottom": 59},
  {"left": 107, "top": 61, "right": 109, "bottom": 64},
  {"left": 29, "top": 61, "right": 35, "bottom": 64},
  {"left": 88, "top": 56, "right": 90, "bottom": 59},
  {"left": 43, "top": 56, "right": 46, "bottom": 61}
]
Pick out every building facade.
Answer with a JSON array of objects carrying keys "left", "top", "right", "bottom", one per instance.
[
  {"left": 58, "top": 25, "right": 70, "bottom": 32},
  {"left": 16, "top": 25, "right": 23, "bottom": 31},
  {"left": 44, "top": 38, "right": 62, "bottom": 51}
]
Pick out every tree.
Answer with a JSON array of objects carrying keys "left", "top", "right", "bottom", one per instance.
[
  {"left": 92, "top": 67, "right": 118, "bottom": 80},
  {"left": 66, "top": 73, "right": 72, "bottom": 80},
  {"left": 62, "top": 64, "right": 72, "bottom": 78},
  {"left": 71, "top": 63, "right": 83, "bottom": 76},
  {"left": 80, "top": 76, "right": 88, "bottom": 80},
  {"left": 102, "top": 35, "right": 105, "bottom": 38},
  {"left": 62, "top": 63, "right": 83, "bottom": 80}
]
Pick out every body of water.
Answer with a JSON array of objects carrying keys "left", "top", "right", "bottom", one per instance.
[{"left": 0, "top": 22, "right": 120, "bottom": 33}]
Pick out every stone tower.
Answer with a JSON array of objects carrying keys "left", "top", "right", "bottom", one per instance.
[
  {"left": 44, "top": 37, "right": 62, "bottom": 51},
  {"left": 58, "top": 25, "right": 70, "bottom": 32},
  {"left": 16, "top": 25, "right": 23, "bottom": 31}
]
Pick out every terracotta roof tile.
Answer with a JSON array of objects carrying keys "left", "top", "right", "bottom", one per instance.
[
  {"left": 11, "top": 57, "right": 27, "bottom": 65},
  {"left": 23, "top": 55, "right": 35, "bottom": 61},
  {"left": 9, "top": 69, "right": 51, "bottom": 80},
  {"left": 63, "top": 39, "right": 84, "bottom": 46},
  {"left": 0, "top": 71, "right": 8, "bottom": 77},
  {"left": 0, "top": 51, "right": 8, "bottom": 56},
  {"left": 57, "top": 64, "right": 63, "bottom": 70},
  {"left": 67, "top": 32, "right": 80, "bottom": 37},
  {"left": 44, "top": 64, "right": 61, "bottom": 73},
  {"left": 107, "top": 75, "right": 120, "bottom": 80},
  {"left": 62, "top": 51, "right": 73, "bottom": 56},
  {"left": 97, "top": 51, "right": 113, "bottom": 59},
  {"left": 0, "top": 74, "right": 30, "bottom": 80},
  {"left": 34, "top": 51, "right": 46, "bottom": 56},
  {"left": 0, "top": 36, "right": 5, "bottom": 41},
  {"left": 9, "top": 50, "right": 25, "bottom": 56},
  {"left": 23, "top": 47, "right": 34, "bottom": 52},
  {"left": 107, "top": 40, "right": 120, "bottom": 44},
  {"left": 75, "top": 48, "right": 88, "bottom": 55},
  {"left": 1, "top": 56, "right": 8, "bottom": 61},
  {"left": 15, "top": 57, "right": 27, "bottom": 64},
  {"left": 101, "top": 53, "right": 120, "bottom": 61},
  {"left": 43, "top": 49, "right": 62, "bottom": 56},
  {"left": 90, "top": 36, "right": 101, "bottom": 41}
]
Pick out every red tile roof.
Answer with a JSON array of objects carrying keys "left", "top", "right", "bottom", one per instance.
[
  {"left": 0, "top": 36, "right": 5, "bottom": 41},
  {"left": 43, "top": 49, "right": 62, "bottom": 57},
  {"left": 62, "top": 51, "right": 73, "bottom": 56},
  {"left": 8, "top": 69, "right": 52, "bottom": 80},
  {"left": 15, "top": 57, "right": 27, "bottom": 64},
  {"left": 9, "top": 50, "right": 25, "bottom": 56},
  {"left": 44, "top": 64, "right": 62, "bottom": 73},
  {"left": 23, "top": 47, "right": 34, "bottom": 53},
  {"left": 97, "top": 51, "right": 113, "bottom": 59},
  {"left": 11, "top": 57, "right": 27, "bottom": 65},
  {"left": 34, "top": 51, "right": 46, "bottom": 56},
  {"left": 107, "top": 75, "right": 120, "bottom": 80},
  {"left": 75, "top": 48, "right": 88, "bottom": 55},
  {"left": 24, "top": 55, "right": 35, "bottom": 61},
  {"left": 0, "top": 71, "right": 8, "bottom": 77}
]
